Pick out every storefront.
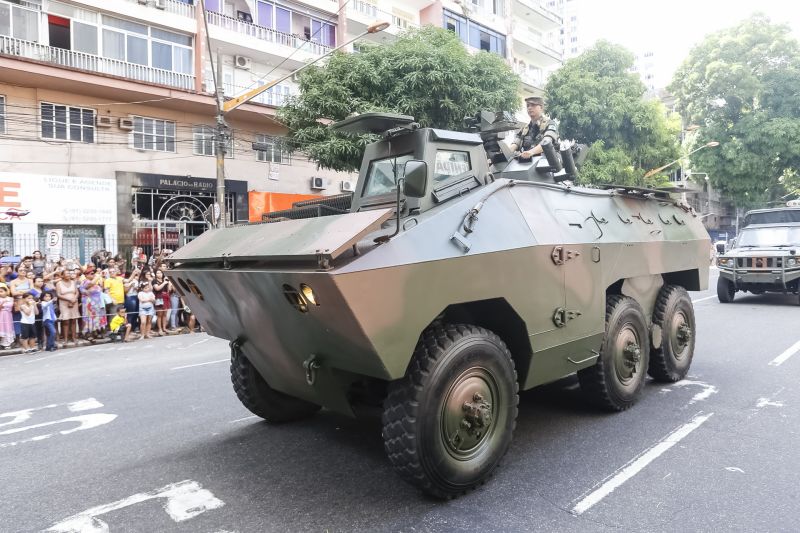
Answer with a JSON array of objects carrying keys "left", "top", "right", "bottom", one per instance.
[
  {"left": 0, "top": 173, "right": 117, "bottom": 262},
  {"left": 115, "top": 172, "right": 248, "bottom": 257}
]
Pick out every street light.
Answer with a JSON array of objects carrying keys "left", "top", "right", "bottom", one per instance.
[{"left": 643, "top": 141, "right": 720, "bottom": 179}]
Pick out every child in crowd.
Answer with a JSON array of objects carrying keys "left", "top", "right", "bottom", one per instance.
[
  {"left": 19, "top": 292, "right": 38, "bottom": 353},
  {"left": 109, "top": 306, "right": 132, "bottom": 342},
  {"left": 138, "top": 282, "right": 156, "bottom": 339},
  {"left": 41, "top": 291, "right": 58, "bottom": 352},
  {"left": 0, "top": 284, "right": 14, "bottom": 349}
]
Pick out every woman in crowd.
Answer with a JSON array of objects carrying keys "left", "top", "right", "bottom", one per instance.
[
  {"left": 56, "top": 269, "right": 80, "bottom": 346},
  {"left": 124, "top": 264, "right": 141, "bottom": 332},
  {"left": 153, "top": 269, "right": 171, "bottom": 336},
  {"left": 81, "top": 273, "right": 107, "bottom": 340},
  {"left": 31, "top": 250, "right": 46, "bottom": 276}
]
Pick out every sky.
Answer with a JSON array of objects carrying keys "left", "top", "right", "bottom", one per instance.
[{"left": 580, "top": 0, "right": 800, "bottom": 89}]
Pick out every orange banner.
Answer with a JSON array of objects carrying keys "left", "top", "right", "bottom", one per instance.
[{"left": 248, "top": 191, "right": 321, "bottom": 222}]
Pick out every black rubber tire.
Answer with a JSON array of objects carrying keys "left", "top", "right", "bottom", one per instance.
[
  {"left": 717, "top": 276, "right": 736, "bottom": 303},
  {"left": 230, "top": 349, "right": 320, "bottom": 423},
  {"left": 382, "top": 323, "right": 518, "bottom": 499},
  {"left": 649, "top": 285, "right": 695, "bottom": 382},
  {"left": 578, "top": 295, "right": 650, "bottom": 412}
]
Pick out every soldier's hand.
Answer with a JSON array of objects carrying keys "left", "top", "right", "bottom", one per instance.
[{"left": 520, "top": 150, "right": 534, "bottom": 160}]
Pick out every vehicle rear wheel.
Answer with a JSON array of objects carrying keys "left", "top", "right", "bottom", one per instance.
[
  {"left": 578, "top": 295, "right": 649, "bottom": 411},
  {"left": 382, "top": 323, "right": 518, "bottom": 499},
  {"left": 717, "top": 277, "right": 736, "bottom": 303},
  {"left": 230, "top": 347, "right": 320, "bottom": 423},
  {"left": 649, "top": 285, "right": 695, "bottom": 382}
]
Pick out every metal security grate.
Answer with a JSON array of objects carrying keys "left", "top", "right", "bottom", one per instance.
[
  {"left": 737, "top": 257, "right": 781, "bottom": 269},
  {"left": 262, "top": 193, "right": 354, "bottom": 222}
]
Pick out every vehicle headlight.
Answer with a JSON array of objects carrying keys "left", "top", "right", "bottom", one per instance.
[
  {"left": 717, "top": 257, "right": 732, "bottom": 267},
  {"left": 787, "top": 258, "right": 797, "bottom": 267}
]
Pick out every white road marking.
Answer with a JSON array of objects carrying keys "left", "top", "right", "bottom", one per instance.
[
  {"left": 756, "top": 398, "right": 784, "bottom": 408},
  {"left": 671, "top": 380, "right": 718, "bottom": 404},
  {"left": 725, "top": 467, "right": 745, "bottom": 473},
  {"left": 171, "top": 358, "right": 229, "bottom": 371},
  {"left": 768, "top": 340, "right": 800, "bottom": 367},
  {"left": 46, "top": 480, "right": 225, "bottom": 532},
  {"left": 691, "top": 295, "right": 716, "bottom": 304},
  {"left": 571, "top": 412, "right": 714, "bottom": 515},
  {"left": 181, "top": 337, "right": 211, "bottom": 350},
  {"left": 230, "top": 415, "right": 259, "bottom": 424},
  {"left": 0, "top": 398, "right": 115, "bottom": 448},
  {"left": 0, "top": 398, "right": 103, "bottom": 427},
  {"left": 68, "top": 399, "right": 104, "bottom": 412}
]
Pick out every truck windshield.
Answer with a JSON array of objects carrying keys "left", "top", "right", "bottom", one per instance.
[
  {"left": 362, "top": 154, "right": 414, "bottom": 197},
  {"left": 737, "top": 226, "right": 800, "bottom": 247}
]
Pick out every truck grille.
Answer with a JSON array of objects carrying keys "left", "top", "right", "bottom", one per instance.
[{"left": 736, "top": 257, "right": 781, "bottom": 269}]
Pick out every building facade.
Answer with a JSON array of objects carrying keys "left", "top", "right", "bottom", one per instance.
[{"left": 0, "top": 0, "right": 564, "bottom": 257}]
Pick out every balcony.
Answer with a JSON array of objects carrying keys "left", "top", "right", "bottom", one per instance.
[
  {"left": 0, "top": 35, "right": 195, "bottom": 90},
  {"left": 347, "top": 0, "right": 416, "bottom": 42},
  {"left": 513, "top": 0, "right": 562, "bottom": 32},
  {"left": 512, "top": 25, "right": 561, "bottom": 68},
  {"left": 205, "top": 11, "right": 331, "bottom": 66},
  {"left": 123, "top": 0, "right": 195, "bottom": 18},
  {"left": 219, "top": 81, "right": 295, "bottom": 107}
]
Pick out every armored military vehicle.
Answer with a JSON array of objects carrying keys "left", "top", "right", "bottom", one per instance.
[
  {"left": 167, "top": 112, "right": 711, "bottom": 498},
  {"left": 717, "top": 206, "right": 800, "bottom": 304}
]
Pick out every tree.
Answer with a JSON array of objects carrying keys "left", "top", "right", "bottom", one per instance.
[
  {"left": 544, "top": 41, "right": 680, "bottom": 186},
  {"left": 278, "top": 26, "right": 520, "bottom": 172},
  {"left": 669, "top": 14, "right": 800, "bottom": 207}
]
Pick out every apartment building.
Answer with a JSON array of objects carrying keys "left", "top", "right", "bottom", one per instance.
[{"left": 0, "top": 0, "right": 562, "bottom": 260}]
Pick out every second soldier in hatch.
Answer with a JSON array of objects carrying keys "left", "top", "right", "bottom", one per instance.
[{"left": 510, "top": 96, "right": 559, "bottom": 160}]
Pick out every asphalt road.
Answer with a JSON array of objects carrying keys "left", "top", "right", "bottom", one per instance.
[{"left": 1, "top": 269, "right": 799, "bottom": 532}]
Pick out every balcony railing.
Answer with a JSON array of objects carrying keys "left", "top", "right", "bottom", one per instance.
[
  {"left": 123, "top": 0, "right": 196, "bottom": 18},
  {"left": 206, "top": 11, "right": 332, "bottom": 56},
  {"left": 0, "top": 35, "right": 195, "bottom": 90},
  {"left": 221, "top": 81, "right": 294, "bottom": 107},
  {"left": 352, "top": 0, "right": 378, "bottom": 18}
]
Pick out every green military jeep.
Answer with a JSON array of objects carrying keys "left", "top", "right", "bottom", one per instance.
[{"left": 716, "top": 218, "right": 800, "bottom": 304}]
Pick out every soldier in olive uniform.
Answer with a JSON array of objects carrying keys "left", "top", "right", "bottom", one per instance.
[{"left": 510, "top": 96, "right": 559, "bottom": 161}]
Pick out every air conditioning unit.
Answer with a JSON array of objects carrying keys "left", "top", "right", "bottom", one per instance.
[
  {"left": 137, "top": 0, "right": 147, "bottom": 4},
  {"left": 155, "top": 0, "right": 166, "bottom": 9},
  {"left": 95, "top": 115, "right": 113, "bottom": 128},
  {"left": 310, "top": 177, "right": 326, "bottom": 190},
  {"left": 119, "top": 118, "right": 135, "bottom": 130},
  {"left": 234, "top": 55, "right": 252, "bottom": 70},
  {"left": 340, "top": 180, "right": 355, "bottom": 192}
]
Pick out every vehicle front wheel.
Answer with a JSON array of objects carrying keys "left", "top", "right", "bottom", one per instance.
[
  {"left": 578, "top": 295, "right": 649, "bottom": 411},
  {"left": 230, "top": 347, "right": 320, "bottom": 423},
  {"left": 382, "top": 323, "right": 518, "bottom": 499},
  {"left": 649, "top": 285, "right": 695, "bottom": 382},
  {"left": 717, "top": 277, "right": 736, "bottom": 303}
]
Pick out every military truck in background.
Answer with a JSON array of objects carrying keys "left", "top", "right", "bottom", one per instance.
[
  {"left": 167, "top": 112, "right": 711, "bottom": 498},
  {"left": 717, "top": 206, "right": 800, "bottom": 304}
]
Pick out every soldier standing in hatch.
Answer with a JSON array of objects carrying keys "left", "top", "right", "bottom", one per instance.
[{"left": 509, "top": 96, "right": 559, "bottom": 160}]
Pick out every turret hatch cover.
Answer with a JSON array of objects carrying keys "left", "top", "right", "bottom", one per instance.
[
  {"left": 331, "top": 112, "right": 416, "bottom": 135},
  {"left": 169, "top": 209, "right": 393, "bottom": 264}
]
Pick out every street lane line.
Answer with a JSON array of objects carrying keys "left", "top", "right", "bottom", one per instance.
[
  {"left": 171, "top": 358, "right": 229, "bottom": 370},
  {"left": 571, "top": 412, "right": 714, "bottom": 516},
  {"left": 768, "top": 340, "right": 800, "bottom": 367},
  {"left": 691, "top": 295, "right": 716, "bottom": 304}
]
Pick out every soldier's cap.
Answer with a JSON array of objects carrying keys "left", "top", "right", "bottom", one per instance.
[{"left": 525, "top": 96, "right": 545, "bottom": 106}]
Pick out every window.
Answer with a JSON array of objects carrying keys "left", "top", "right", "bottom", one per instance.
[
  {"left": 363, "top": 154, "right": 414, "bottom": 197},
  {"left": 434, "top": 151, "right": 470, "bottom": 183},
  {"left": 132, "top": 116, "right": 176, "bottom": 152},
  {"left": 101, "top": 16, "right": 193, "bottom": 74},
  {"left": 40, "top": 103, "right": 95, "bottom": 142},
  {"left": 443, "top": 10, "right": 505, "bottom": 57},
  {"left": 0, "top": 1, "right": 39, "bottom": 42},
  {"left": 255, "top": 134, "right": 289, "bottom": 164},
  {"left": 0, "top": 96, "right": 5, "bottom": 133},
  {"left": 193, "top": 125, "right": 232, "bottom": 157}
]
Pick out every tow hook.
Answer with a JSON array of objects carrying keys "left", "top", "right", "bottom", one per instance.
[{"left": 303, "top": 355, "right": 321, "bottom": 386}]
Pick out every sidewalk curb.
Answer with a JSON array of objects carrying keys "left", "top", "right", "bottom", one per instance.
[{"left": 0, "top": 328, "right": 194, "bottom": 358}]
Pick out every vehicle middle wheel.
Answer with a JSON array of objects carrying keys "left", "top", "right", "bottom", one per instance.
[
  {"left": 578, "top": 295, "right": 649, "bottom": 411},
  {"left": 382, "top": 323, "right": 518, "bottom": 499},
  {"left": 717, "top": 276, "right": 736, "bottom": 303},
  {"left": 649, "top": 285, "right": 695, "bottom": 382}
]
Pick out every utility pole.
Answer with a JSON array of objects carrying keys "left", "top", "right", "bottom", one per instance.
[{"left": 214, "top": 49, "right": 228, "bottom": 228}]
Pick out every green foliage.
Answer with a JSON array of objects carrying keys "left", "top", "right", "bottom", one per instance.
[
  {"left": 544, "top": 41, "right": 680, "bottom": 186},
  {"left": 278, "top": 27, "right": 520, "bottom": 172},
  {"left": 669, "top": 14, "right": 800, "bottom": 207}
]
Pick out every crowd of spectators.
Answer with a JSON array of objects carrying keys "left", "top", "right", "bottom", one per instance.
[{"left": 0, "top": 248, "right": 197, "bottom": 353}]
